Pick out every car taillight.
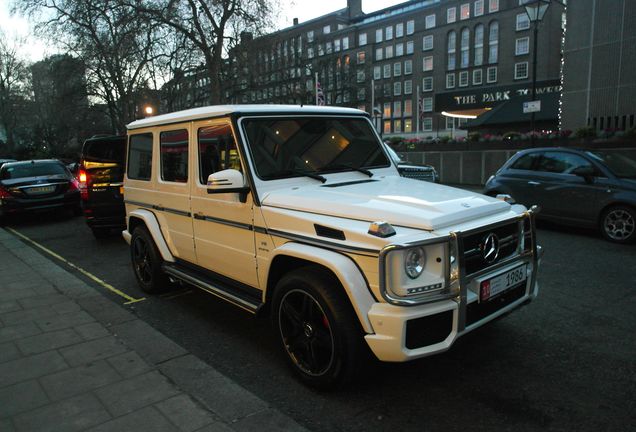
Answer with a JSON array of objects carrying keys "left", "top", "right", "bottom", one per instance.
[
  {"left": 0, "top": 185, "right": 13, "bottom": 199},
  {"left": 69, "top": 178, "right": 80, "bottom": 191},
  {"left": 78, "top": 169, "right": 89, "bottom": 200}
]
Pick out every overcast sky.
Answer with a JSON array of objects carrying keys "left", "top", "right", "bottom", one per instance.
[{"left": 0, "top": 0, "right": 407, "bottom": 61}]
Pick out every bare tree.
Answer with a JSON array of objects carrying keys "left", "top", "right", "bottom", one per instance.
[
  {"left": 0, "top": 31, "right": 31, "bottom": 154},
  {"left": 132, "top": 0, "right": 278, "bottom": 104},
  {"left": 15, "top": 0, "right": 162, "bottom": 132}
]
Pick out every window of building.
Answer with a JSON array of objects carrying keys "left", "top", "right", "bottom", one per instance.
[
  {"left": 423, "top": 35, "right": 434, "bottom": 51},
  {"left": 423, "top": 56, "right": 434, "bottom": 71},
  {"left": 307, "top": 30, "right": 314, "bottom": 42},
  {"left": 516, "top": 37, "right": 529, "bottom": 55},
  {"left": 515, "top": 62, "right": 529, "bottom": 79},
  {"left": 407, "top": 20, "right": 415, "bottom": 35},
  {"left": 422, "top": 97, "right": 433, "bottom": 112},
  {"left": 386, "top": 26, "right": 393, "bottom": 40},
  {"left": 404, "top": 59, "right": 413, "bottom": 74},
  {"left": 489, "top": 0, "right": 499, "bottom": 13},
  {"left": 394, "top": 119, "right": 402, "bottom": 133},
  {"left": 474, "top": 24, "right": 484, "bottom": 66},
  {"left": 446, "top": 116, "right": 455, "bottom": 130},
  {"left": 326, "top": 41, "right": 333, "bottom": 54},
  {"left": 460, "top": 3, "right": 470, "bottom": 20},
  {"left": 376, "top": 28, "right": 383, "bottom": 43},
  {"left": 393, "top": 100, "right": 402, "bottom": 117},
  {"left": 447, "top": 31, "right": 456, "bottom": 70},
  {"left": 475, "top": 0, "right": 484, "bottom": 16},
  {"left": 342, "top": 37, "right": 349, "bottom": 50},
  {"left": 473, "top": 69, "right": 483, "bottom": 85},
  {"left": 396, "top": 43, "right": 404, "bottom": 56},
  {"left": 426, "top": 14, "right": 436, "bottom": 29},
  {"left": 376, "top": 47, "right": 383, "bottom": 60},
  {"left": 318, "top": 43, "right": 324, "bottom": 56},
  {"left": 383, "top": 102, "right": 391, "bottom": 118},
  {"left": 405, "top": 118, "right": 413, "bottom": 133},
  {"left": 323, "top": 25, "right": 331, "bottom": 34},
  {"left": 357, "top": 70, "right": 365, "bottom": 82},
  {"left": 459, "top": 71, "right": 469, "bottom": 87},
  {"left": 423, "top": 76, "right": 433, "bottom": 91},
  {"left": 387, "top": 45, "right": 395, "bottom": 58},
  {"left": 359, "top": 33, "right": 367, "bottom": 47},
  {"left": 406, "top": 40, "right": 414, "bottom": 54},
  {"left": 334, "top": 39, "right": 341, "bottom": 52},
  {"left": 128, "top": 133, "right": 153, "bottom": 181},
  {"left": 489, "top": 21, "right": 499, "bottom": 63},
  {"left": 447, "top": 7, "right": 457, "bottom": 23},
  {"left": 394, "top": 62, "right": 402, "bottom": 76},
  {"left": 357, "top": 51, "right": 366, "bottom": 64},
  {"left": 374, "top": 66, "right": 381, "bottom": 79},
  {"left": 396, "top": 23, "right": 404, "bottom": 38},
  {"left": 357, "top": 88, "right": 366, "bottom": 101},
  {"left": 404, "top": 99, "right": 413, "bottom": 116},
  {"left": 423, "top": 117, "right": 433, "bottom": 131},
  {"left": 384, "top": 120, "right": 391, "bottom": 134},
  {"left": 516, "top": 13, "right": 530, "bottom": 31},
  {"left": 487, "top": 65, "right": 498, "bottom": 83},
  {"left": 307, "top": 47, "right": 314, "bottom": 59},
  {"left": 383, "top": 83, "right": 391, "bottom": 96},
  {"left": 394, "top": 81, "right": 402, "bottom": 96},
  {"left": 384, "top": 64, "right": 391, "bottom": 78},
  {"left": 446, "top": 73, "right": 456, "bottom": 88},
  {"left": 460, "top": 28, "right": 470, "bottom": 68},
  {"left": 404, "top": 79, "right": 412, "bottom": 94}
]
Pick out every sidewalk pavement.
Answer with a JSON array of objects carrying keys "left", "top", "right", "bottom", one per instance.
[{"left": 0, "top": 228, "right": 307, "bottom": 432}]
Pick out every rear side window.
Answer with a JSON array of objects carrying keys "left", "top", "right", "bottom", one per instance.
[
  {"left": 160, "top": 129, "right": 189, "bottom": 183},
  {"left": 128, "top": 133, "right": 153, "bottom": 180},
  {"left": 82, "top": 137, "right": 126, "bottom": 164},
  {"left": 510, "top": 152, "right": 542, "bottom": 170},
  {"left": 198, "top": 123, "right": 241, "bottom": 184}
]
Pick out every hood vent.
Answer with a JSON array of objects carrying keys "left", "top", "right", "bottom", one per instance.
[
  {"left": 314, "top": 224, "right": 346, "bottom": 241},
  {"left": 322, "top": 179, "right": 378, "bottom": 188}
]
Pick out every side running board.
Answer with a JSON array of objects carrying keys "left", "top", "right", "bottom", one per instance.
[{"left": 162, "top": 263, "right": 263, "bottom": 314}]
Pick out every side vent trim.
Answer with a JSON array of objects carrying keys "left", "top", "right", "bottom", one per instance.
[{"left": 314, "top": 224, "right": 346, "bottom": 241}]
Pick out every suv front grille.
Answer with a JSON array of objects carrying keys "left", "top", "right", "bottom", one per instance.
[{"left": 462, "top": 220, "right": 523, "bottom": 276}]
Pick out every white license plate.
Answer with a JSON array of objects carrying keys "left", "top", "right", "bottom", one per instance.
[
  {"left": 27, "top": 186, "right": 55, "bottom": 195},
  {"left": 479, "top": 265, "right": 527, "bottom": 302}
]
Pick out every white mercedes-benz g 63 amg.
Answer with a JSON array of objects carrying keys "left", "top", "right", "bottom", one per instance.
[{"left": 122, "top": 105, "right": 541, "bottom": 388}]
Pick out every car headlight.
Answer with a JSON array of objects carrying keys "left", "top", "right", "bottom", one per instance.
[
  {"left": 380, "top": 236, "right": 461, "bottom": 305},
  {"left": 404, "top": 247, "right": 426, "bottom": 279}
]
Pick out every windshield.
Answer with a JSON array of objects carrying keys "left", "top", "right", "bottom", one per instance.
[
  {"left": 241, "top": 116, "right": 390, "bottom": 180},
  {"left": 384, "top": 145, "right": 403, "bottom": 164},
  {"left": 1, "top": 162, "right": 68, "bottom": 180},
  {"left": 587, "top": 150, "right": 636, "bottom": 179}
]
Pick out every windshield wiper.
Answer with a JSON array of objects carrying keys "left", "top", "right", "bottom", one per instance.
[
  {"left": 323, "top": 163, "right": 373, "bottom": 177},
  {"left": 275, "top": 169, "right": 327, "bottom": 183}
]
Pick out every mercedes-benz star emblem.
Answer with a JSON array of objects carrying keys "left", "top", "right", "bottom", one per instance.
[{"left": 481, "top": 233, "right": 500, "bottom": 264}]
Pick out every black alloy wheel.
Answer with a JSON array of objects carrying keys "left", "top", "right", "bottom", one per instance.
[
  {"left": 272, "top": 267, "right": 364, "bottom": 389},
  {"left": 130, "top": 226, "right": 169, "bottom": 293}
]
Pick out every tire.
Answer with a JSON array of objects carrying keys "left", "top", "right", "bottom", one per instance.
[
  {"left": 272, "top": 266, "right": 364, "bottom": 389},
  {"left": 600, "top": 205, "right": 636, "bottom": 244},
  {"left": 91, "top": 227, "right": 110, "bottom": 239},
  {"left": 130, "top": 226, "right": 170, "bottom": 293}
]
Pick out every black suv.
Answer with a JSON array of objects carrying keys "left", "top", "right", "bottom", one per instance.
[{"left": 79, "top": 135, "right": 126, "bottom": 238}]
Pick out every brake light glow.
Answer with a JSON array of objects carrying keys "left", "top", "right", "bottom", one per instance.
[
  {"left": 78, "top": 169, "right": 88, "bottom": 200},
  {"left": 79, "top": 171, "right": 87, "bottom": 183},
  {"left": 0, "top": 185, "right": 13, "bottom": 199}
]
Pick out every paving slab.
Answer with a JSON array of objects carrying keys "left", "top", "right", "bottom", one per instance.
[
  {"left": 0, "top": 351, "right": 68, "bottom": 388},
  {"left": 0, "top": 322, "right": 42, "bottom": 344},
  {"left": 0, "top": 341, "right": 21, "bottom": 364},
  {"left": 0, "top": 379, "right": 50, "bottom": 418},
  {"left": 17, "top": 328, "right": 83, "bottom": 355},
  {"left": 86, "top": 406, "right": 176, "bottom": 432},
  {"left": 105, "top": 350, "right": 152, "bottom": 379},
  {"left": 58, "top": 335, "right": 128, "bottom": 367},
  {"left": 111, "top": 318, "right": 187, "bottom": 365},
  {"left": 155, "top": 394, "right": 218, "bottom": 432},
  {"left": 39, "top": 360, "right": 122, "bottom": 401}
]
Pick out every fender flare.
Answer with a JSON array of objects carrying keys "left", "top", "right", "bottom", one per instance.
[
  {"left": 270, "top": 242, "right": 376, "bottom": 334},
  {"left": 126, "top": 209, "right": 175, "bottom": 262}
]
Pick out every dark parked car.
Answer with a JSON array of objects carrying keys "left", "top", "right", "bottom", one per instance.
[
  {"left": 385, "top": 145, "right": 439, "bottom": 183},
  {"left": 79, "top": 135, "right": 126, "bottom": 238},
  {"left": 484, "top": 147, "right": 636, "bottom": 243},
  {"left": 0, "top": 159, "right": 81, "bottom": 223}
]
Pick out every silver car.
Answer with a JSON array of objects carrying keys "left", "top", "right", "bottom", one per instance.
[{"left": 484, "top": 147, "right": 636, "bottom": 243}]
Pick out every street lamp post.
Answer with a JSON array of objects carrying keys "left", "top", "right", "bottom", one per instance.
[{"left": 525, "top": 0, "right": 550, "bottom": 146}]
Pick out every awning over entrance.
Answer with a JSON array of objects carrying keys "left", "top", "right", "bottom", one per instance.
[{"left": 465, "top": 92, "right": 559, "bottom": 129}]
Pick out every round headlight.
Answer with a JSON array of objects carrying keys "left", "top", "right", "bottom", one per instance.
[{"left": 404, "top": 247, "right": 426, "bottom": 279}]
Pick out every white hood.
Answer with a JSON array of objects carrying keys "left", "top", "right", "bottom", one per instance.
[{"left": 261, "top": 176, "right": 510, "bottom": 231}]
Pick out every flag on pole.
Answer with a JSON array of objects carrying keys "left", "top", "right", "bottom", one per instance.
[{"left": 316, "top": 81, "right": 325, "bottom": 106}]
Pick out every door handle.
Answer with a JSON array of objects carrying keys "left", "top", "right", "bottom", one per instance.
[{"left": 528, "top": 181, "right": 541, "bottom": 186}]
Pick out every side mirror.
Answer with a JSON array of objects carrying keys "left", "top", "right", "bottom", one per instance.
[
  {"left": 572, "top": 165, "right": 595, "bottom": 183},
  {"left": 206, "top": 169, "right": 250, "bottom": 203}
]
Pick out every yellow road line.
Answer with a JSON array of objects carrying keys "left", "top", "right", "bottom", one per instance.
[{"left": 6, "top": 227, "right": 146, "bottom": 305}]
